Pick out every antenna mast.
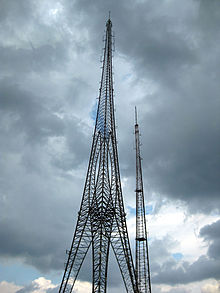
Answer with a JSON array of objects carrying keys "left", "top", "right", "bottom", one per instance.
[
  {"left": 59, "top": 18, "right": 138, "bottom": 293},
  {"left": 135, "top": 107, "right": 151, "bottom": 293}
]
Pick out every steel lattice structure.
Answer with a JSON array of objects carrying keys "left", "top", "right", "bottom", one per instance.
[
  {"left": 59, "top": 18, "right": 138, "bottom": 293},
  {"left": 135, "top": 107, "right": 151, "bottom": 293}
]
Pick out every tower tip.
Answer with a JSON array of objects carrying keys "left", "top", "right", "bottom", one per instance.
[
  {"left": 106, "top": 11, "right": 112, "bottom": 27},
  {"left": 135, "top": 106, "right": 138, "bottom": 125}
]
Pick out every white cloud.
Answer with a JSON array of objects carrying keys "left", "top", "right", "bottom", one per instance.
[
  {"left": 73, "top": 280, "right": 92, "bottom": 293},
  {"left": 0, "top": 281, "right": 22, "bottom": 293},
  {"left": 32, "top": 277, "right": 56, "bottom": 292},
  {"left": 153, "top": 279, "right": 220, "bottom": 293},
  {"left": 0, "top": 278, "right": 92, "bottom": 293},
  {"left": 201, "top": 280, "right": 220, "bottom": 293},
  {"left": 15, "top": 277, "right": 57, "bottom": 293},
  {"left": 127, "top": 200, "right": 220, "bottom": 264}
]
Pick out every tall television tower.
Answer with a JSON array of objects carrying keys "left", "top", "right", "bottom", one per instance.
[
  {"left": 134, "top": 107, "right": 151, "bottom": 293},
  {"left": 59, "top": 18, "right": 138, "bottom": 293}
]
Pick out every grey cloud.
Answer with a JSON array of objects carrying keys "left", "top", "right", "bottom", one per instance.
[
  {"left": 50, "top": 116, "right": 91, "bottom": 171},
  {"left": 0, "top": 79, "right": 64, "bottom": 145},
  {"left": 0, "top": 78, "right": 90, "bottom": 273},
  {"left": 149, "top": 238, "right": 175, "bottom": 264},
  {"left": 0, "top": 0, "right": 33, "bottom": 24},
  {"left": 200, "top": 219, "right": 220, "bottom": 241},
  {"left": 0, "top": 0, "right": 109, "bottom": 283},
  {"left": 198, "top": 0, "right": 220, "bottom": 38},
  {"left": 139, "top": 86, "right": 220, "bottom": 213},
  {"left": 0, "top": 163, "right": 84, "bottom": 272},
  {"left": 200, "top": 219, "right": 220, "bottom": 260},
  {"left": 68, "top": 0, "right": 220, "bottom": 213},
  {"left": 73, "top": 0, "right": 197, "bottom": 86},
  {"left": 0, "top": 43, "right": 68, "bottom": 75},
  {"left": 153, "top": 255, "right": 220, "bottom": 285}
]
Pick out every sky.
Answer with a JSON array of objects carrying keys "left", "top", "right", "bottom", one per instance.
[{"left": 0, "top": 0, "right": 220, "bottom": 292}]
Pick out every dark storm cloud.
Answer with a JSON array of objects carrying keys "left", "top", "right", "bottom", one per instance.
[
  {"left": 73, "top": 0, "right": 197, "bottom": 85},
  {"left": 0, "top": 0, "right": 95, "bottom": 278},
  {"left": 153, "top": 256, "right": 220, "bottom": 285},
  {"left": 0, "top": 50, "right": 90, "bottom": 275},
  {"left": 123, "top": 0, "right": 220, "bottom": 213},
  {"left": 0, "top": 77, "right": 91, "bottom": 271},
  {"left": 0, "top": 146, "right": 85, "bottom": 272},
  {"left": 0, "top": 43, "right": 68, "bottom": 74},
  {"left": 0, "top": 79, "right": 64, "bottom": 144},
  {"left": 200, "top": 219, "right": 220, "bottom": 260},
  {"left": 140, "top": 86, "right": 220, "bottom": 213},
  {"left": 68, "top": 0, "right": 220, "bottom": 212}
]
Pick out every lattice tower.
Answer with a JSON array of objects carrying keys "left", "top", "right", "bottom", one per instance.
[
  {"left": 135, "top": 107, "right": 151, "bottom": 293},
  {"left": 59, "top": 18, "right": 139, "bottom": 293}
]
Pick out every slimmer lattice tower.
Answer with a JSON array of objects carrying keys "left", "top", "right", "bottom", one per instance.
[
  {"left": 59, "top": 18, "right": 138, "bottom": 293},
  {"left": 135, "top": 107, "right": 151, "bottom": 293}
]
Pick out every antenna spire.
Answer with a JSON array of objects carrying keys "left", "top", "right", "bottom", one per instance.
[
  {"left": 59, "top": 18, "right": 138, "bottom": 293},
  {"left": 135, "top": 106, "right": 138, "bottom": 125}
]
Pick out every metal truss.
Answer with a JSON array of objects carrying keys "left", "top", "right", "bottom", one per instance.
[
  {"left": 134, "top": 107, "right": 152, "bottom": 293},
  {"left": 59, "top": 18, "right": 138, "bottom": 293}
]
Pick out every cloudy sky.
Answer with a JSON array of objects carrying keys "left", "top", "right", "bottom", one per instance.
[{"left": 0, "top": 0, "right": 220, "bottom": 292}]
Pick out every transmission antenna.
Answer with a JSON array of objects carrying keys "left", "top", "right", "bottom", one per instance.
[
  {"left": 135, "top": 107, "right": 152, "bottom": 293},
  {"left": 59, "top": 18, "right": 138, "bottom": 293}
]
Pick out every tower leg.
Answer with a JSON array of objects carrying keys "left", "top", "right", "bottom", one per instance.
[
  {"left": 59, "top": 219, "right": 91, "bottom": 293},
  {"left": 111, "top": 215, "right": 138, "bottom": 293}
]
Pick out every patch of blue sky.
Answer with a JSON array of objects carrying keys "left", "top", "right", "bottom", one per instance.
[
  {"left": 127, "top": 204, "right": 153, "bottom": 216},
  {"left": 0, "top": 262, "right": 61, "bottom": 285},
  {"left": 172, "top": 253, "right": 183, "bottom": 261},
  {"left": 145, "top": 205, "right": 153, "bottom": 215},
  {"left": 127, "top": 206, "right": 136, "bottom": 215},
  {"left": 90, "top": 101, "right": 98, "bottom": 123},
  {"left": 0, "top": 262, "right": 41, "bottom": 285}
]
